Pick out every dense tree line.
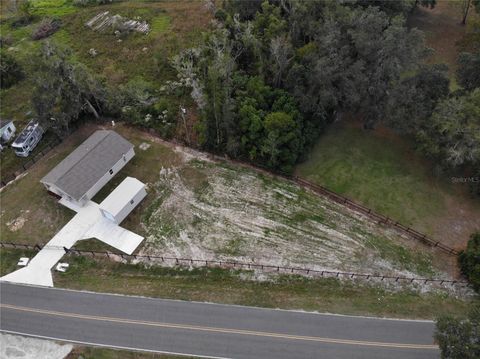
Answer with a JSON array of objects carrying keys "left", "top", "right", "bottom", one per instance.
[
  {"left": 171, "top": 0, "right": 480, "bottom": 183},
  {"left": 173, "top": 0, "right": 433, "bottom": 172},
  {"left": 14, "top": 0, "right": 479, "bottom": 180}
]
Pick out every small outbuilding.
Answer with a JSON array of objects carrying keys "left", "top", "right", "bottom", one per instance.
[
  {"left": 0, "top": 120, "right": 16, "bottom": 145},
  {"left": 41, "top": 130, "right": 134, "bottom": 207},
  {"left": 99, "top": 177, "right": 147, "bottom": 224}
]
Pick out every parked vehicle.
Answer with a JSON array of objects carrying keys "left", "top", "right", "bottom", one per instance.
[
  {"left": 11, "top": 120, "right": 44, "bottom": 157},
  {"left": 0, "top": 120, "right": 16, "bottom": 151}
]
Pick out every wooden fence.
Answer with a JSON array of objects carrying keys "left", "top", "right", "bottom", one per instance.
[{"left": 0, "top": 242, "right": 468, "bottom": 288}]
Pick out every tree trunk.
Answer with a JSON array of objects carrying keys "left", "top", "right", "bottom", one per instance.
[
  {"left": 85, "top": 99, "right": 100, "bottom": 119},
  {"left": 462, "top": 0, "right": 471, "bottom": 25}
]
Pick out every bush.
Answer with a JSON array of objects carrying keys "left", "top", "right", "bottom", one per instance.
[
  {"left": 73, "top": 0, "right": 114, "bottom": 6},
  {"left": 435, "top": 304, "right": 480, "bottom": 359},
  {"left": 0, "top": 51, "right": 23, "bottom": 89},
  {"left": 459, "top": 232, "right": 480, "bottom": 292},
  {"left": 31, "top": 18, "right": 61, "bottom": 40},
  {"left": 11, "top": 0, "right": 34, "bottom": 28}
]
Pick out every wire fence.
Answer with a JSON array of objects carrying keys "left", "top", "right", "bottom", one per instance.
[
  {"left": 0, "top": 137, "right": 62, "bottom": 188},
  {"left": 0, "top": 241, "right": 468, "bottom": 288}
]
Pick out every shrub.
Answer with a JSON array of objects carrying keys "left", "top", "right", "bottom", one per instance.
[
  {"left": 11, "top": 0, "right": 34, "bottom": 28},
  {"left": 459, "top": 232, "right": 480, "bottom": 292},
  {"left": 0, "top": 51, "right": 23, "bottom": 89},
  {"left": 73, "top": 0, "right": 114, "bottom": 6},
  {"left": 435, "top": 304, "right": 480, "bottom": 359},
  {"left": 31, "top": 18, "right": 61, "bottom": 40}
]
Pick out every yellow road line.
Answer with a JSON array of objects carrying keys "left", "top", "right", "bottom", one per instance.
[{"left": 0, "top": 303, "right": 438, "bottom": 350}]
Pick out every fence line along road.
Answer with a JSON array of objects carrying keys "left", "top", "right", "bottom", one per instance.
[{"left": 0, "top": 242, "right": 468, "bottom": 288}]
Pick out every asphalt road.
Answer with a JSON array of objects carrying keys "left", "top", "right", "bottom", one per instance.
[{"left": 0, "top": 282, "right": 439, "bottom": 359}]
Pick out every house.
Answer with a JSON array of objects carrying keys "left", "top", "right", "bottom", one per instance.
[
  {"left": 11, "top": 120, "right": 43, "bottom": 157},
  {"left": 41, "top": 130, "right": 135, "bottom": 208},
  {"left": 0, "top": 120, "right": 16, "bottom": 145}
]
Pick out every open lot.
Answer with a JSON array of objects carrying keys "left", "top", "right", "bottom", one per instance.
[
  {"left": 296, "top": 120, "right": 480, "bottom": 251},
  {"left": 0, "top": 123, "right": 462, "bottom": 285}
]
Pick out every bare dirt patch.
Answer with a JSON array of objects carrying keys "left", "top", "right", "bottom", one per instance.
[{"left": 139, "top": 143, "right": 456, "bottom": 282}]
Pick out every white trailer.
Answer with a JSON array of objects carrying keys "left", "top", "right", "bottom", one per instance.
[
  {"left": 0, "top": 120, "right": 16, "bottom": 144},
  {"left": 11, "top": 120, "right": 44, "bottom": 157}
]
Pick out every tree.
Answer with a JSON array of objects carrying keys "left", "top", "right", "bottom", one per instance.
[
  {"left": 435, "top": 304, "right": 480, "bottom": 359},
  {"left": 457, "top": 51, "right": 480, "bottom": 91},
  {"left": 0, "top": 51, "right": 23, "bottom": 89},
  {"left": 416, "top": 89, "right": 480, "bottom": 168},
  {"left": 224, "top": 0, "right": 263, "bottom": 21},
  {"left": 459, "top": 232, "right": 480, "bottom": 292},
  {"left": 386, "top": 64, "right": 450, "bottom": 133},
  {"left": 32, "top": 42, "right": 105, "bottom": 135},
  {"left": 462, "top": 0, "right": 472, "bottom": 25}
]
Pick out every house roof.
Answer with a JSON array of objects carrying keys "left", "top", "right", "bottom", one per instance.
[
  {"left": 0, "top": 120, "right": 13, "bottom": 129},
  {"left": 41, "top": 130, "right": 134, "bottom": 201}
]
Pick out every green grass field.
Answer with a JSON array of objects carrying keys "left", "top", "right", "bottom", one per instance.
[{"left": 296, "top": 121, "right": 480, "bottom": 248}]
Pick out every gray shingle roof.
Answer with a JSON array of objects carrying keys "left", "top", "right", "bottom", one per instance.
[{"left": 41, "top": 130, "right": 133, "bottom": 200}]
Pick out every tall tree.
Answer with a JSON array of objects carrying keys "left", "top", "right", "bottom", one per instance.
[
  {"left": 386, "top": 64, "right": 450, "bottom": 133},
  {"left": 457, "top": 51, "right": 480, "bottom": 91},
  {"left": 32, "top": 42, "right": 105, "bottom": 135},
  {"left": 462, "top": 0, "right": 473, "bottom": 25},
  {"left": 416, "top": 89, "right": 480, "bottom": 168}
]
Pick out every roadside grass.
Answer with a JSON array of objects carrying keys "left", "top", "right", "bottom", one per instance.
[
  {"left": 295, "top": 120, "right": 480, "bottom": 249},
  {"left": 67, "top": 346, "right": 193, "bottom": 359},
  {"left": 39, "top": 253, "right": 476, "bottom": 319},
  {"left": 0, "top": 247, "right": 472, "bottom": 321}
]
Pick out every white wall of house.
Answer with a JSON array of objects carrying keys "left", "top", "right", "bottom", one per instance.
[{"left": 99, "top": 177, "right": 146, "bottom": 224}]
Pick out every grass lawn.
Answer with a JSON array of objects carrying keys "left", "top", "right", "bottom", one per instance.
[
  {"left": 295, "top": 120, "right": 480, "bottom": 249},
  {"left": 0, "top": 248, "right": 473, "bottom": 320}
]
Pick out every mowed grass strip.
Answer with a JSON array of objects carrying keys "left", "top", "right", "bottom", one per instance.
[{"left": 25, "top": 253, "right": 470, "bottom": 320}]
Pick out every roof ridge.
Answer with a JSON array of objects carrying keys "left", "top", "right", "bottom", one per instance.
[{"left": 56, "top": 130, "right": 112, "bottom": 184}]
